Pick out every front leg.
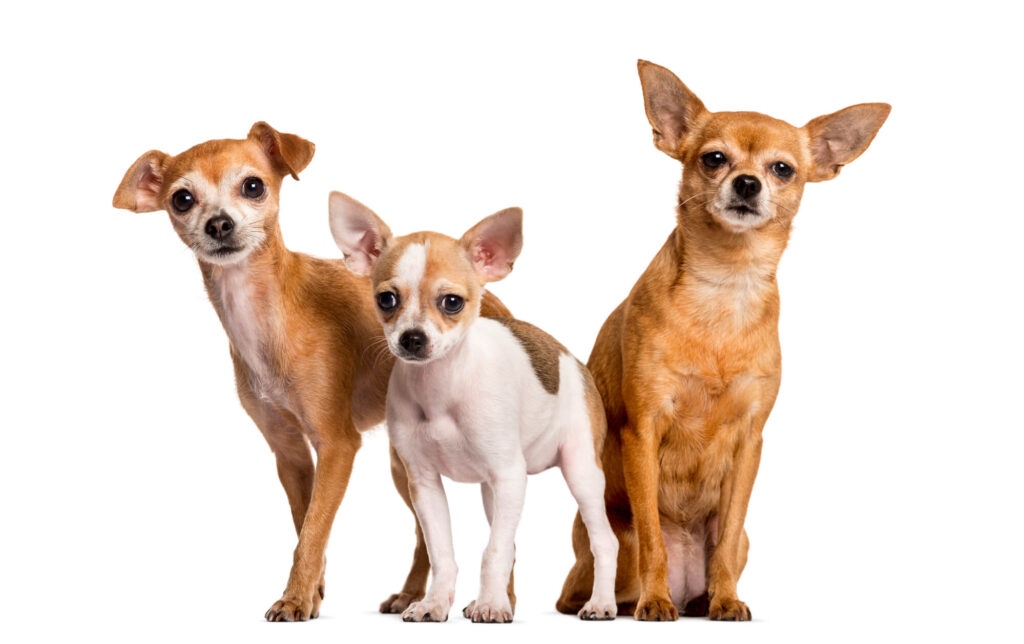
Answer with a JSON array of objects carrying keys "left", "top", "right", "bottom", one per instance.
[
  {"left": 463, "top": 482, "right": 516, "bottom": 618},
  {"left": 402, "top": 471, "right": 458, "bottom": 623},
  {"left": 466, "top": 470, "right": 526, "bottom": 623},
  {"left": 265, "top": 434, "right": 360, "bottom": 622},
  {"left": 707, "top": 422, "right": 763, "bottom": 622},
  {"left": 620, "top": 417, "right": 677, "bottom": 621}
]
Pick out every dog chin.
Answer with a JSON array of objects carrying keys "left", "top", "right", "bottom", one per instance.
[
  {"left": 196, "top": 244, "right": 254, "bottom": 266},
  {"left": 711, "top": 206, "right": 767, "bottom": 234}
]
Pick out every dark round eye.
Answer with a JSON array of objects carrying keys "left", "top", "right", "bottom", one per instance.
[
  {"left": 771, "top": 161, "right": 795, "bottom": 179},
  {"left": 241, "top": 176, "right": 265, "bottom": 199},
  {"left": 701, "top": 151, "right": 727, "bottom": 169},
  {"left": 440, "top": 294, "right": 465, "bottom": 314},
  {"left": 171, "top": 189, "right": 195, "bottom": 213},
  {"left": 376, "top": 291, "right": 398, "bottom": 311}
]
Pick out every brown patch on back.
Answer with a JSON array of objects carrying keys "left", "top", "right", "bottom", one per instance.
[{"left": 493, "top": 317, "right": 565, "bottom": 395}]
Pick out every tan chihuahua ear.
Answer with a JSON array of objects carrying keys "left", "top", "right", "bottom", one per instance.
[
  {"left": 637, "top": 60, "right": 707, "bottom": 160},
  {"left": 459, "top": 207, "right": 523, "bottom": 283},
  {"left": 113, "top": 150, "right": 171, "bottom": 212},
  {"left": 248, "top": 122, "right": 315, "bottom": 180},
  {"left": 803, "top": 103, "right": 891, "bottom": 182},
  {"left": 328, "top": 191, "right": 393, "bottom": 276}
]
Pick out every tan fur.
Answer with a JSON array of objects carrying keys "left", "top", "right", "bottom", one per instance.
[
  {"left": 113, "top": 124, "right": 511, "bottom": 621},
  {"left": 493, "top": 317, "right": 566, "bottom": 395},
  {"left": 557, "top": 61, "right": 889, "bottom": 621}
]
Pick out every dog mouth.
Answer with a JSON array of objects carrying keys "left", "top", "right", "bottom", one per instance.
[
  {"left": 724, "top": 203, "right": 760, "bottom": 217},
  {"left": 211, "top": 245, "right": 244, "bottom": 256}
]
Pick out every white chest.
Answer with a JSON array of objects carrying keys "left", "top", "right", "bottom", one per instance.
[
  {"left": 215, "top": 266, "right": 279, "bottom": 400},
  {"left": 386, "top": 321, "right": 571, "bottom": 482}
]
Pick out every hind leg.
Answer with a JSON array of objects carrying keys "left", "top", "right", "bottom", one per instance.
[
  {"left": 557, "top": 509, "right": 640, "bottom": 615},
  {"left": 559, "top": 447, "right": 619, "bottom": 620},
  {"left": 555, "top": 512, "right": 593, "bottom": 613}
]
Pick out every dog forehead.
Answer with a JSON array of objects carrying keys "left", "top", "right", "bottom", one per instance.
[
  {"left": 702, "top": 111, "right": 803, "bottom": 154},
  {"left": 376, "top": 232, "right": 474, "bottom": 287},
  {"left": 164, "top": 139, "right": 272, "bottom": 191}
]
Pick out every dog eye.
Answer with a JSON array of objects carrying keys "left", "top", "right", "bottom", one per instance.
[
  {"left": 440, "top": 294, "right": 465, "bottom": 314},
  {"left": 377, "top": 291, "right": 399, "bottom": 311},
  {"left": 771, "top": 161, "right": 795, "bottom": 179},
  {"left": 241, "top": 177, "right": 265, "bottom": 199},
  {"left": 171, "top": 189, "right": 195, "bottom": 213},
  {"left": 701, "top": 151, "right": 727, "bottom": 169}
]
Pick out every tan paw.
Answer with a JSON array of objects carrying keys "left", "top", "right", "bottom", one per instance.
[
  {"left": 265, "top": 594, "right": 316, "bottom": 622},
  {"left": 464, "top": 598, "right": 514, "bottom": 623},
  {"left": 402, "top": 597, "right": 450, "bottom": 622},
  {"left": 634, "top": 595, "right": 678, "bottom": 621},
  {"left": 707, "top": 595, "right": 751, "bottom": 621},
  {"left": 578, "top": 598, "right": 617, "bottom": 620},
  {"left": 380, "top": 591, "right": 424, "bottom": 614}
]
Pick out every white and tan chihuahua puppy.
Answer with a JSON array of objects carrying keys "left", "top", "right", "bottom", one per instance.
[{"left": 328, "top": 192, "right": 619, "bottom": 623}]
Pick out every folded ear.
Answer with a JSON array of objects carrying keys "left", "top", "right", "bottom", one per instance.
[
  {"left": 637, "top": 60, "right": 707, "bottom": 160},
  {"left": 459, "top": 207, "right": 523, "bottom": 283},
  {"left": 803, "top": 103, "right": 891, "bottom": 182},
  {"left": 112, "top": 150, "right": 170, "bottom": 212},
  {"left": 248, "top": 121, "right": 315, "bottom": 180},
  {"left": 328, "top": 191, "right": 392, "bottom": 276}
]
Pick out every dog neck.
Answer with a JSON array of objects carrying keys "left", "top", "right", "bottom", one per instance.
[
  {"left": 199, "top": 225, "right": 292, "bottom": 381},
  {"left": 672, "top": 199, "right": 791, "bottom": 329},
  {"left": 394, "top": 321, "right": 478, "bottom": 400}
]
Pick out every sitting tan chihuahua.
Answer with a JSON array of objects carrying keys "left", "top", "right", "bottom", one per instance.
[
  {"left": 112, "top": 123, "right": 510, "bottom": 621},
  {"left": 557, "top": 61, "right": 889, "bottom": 621}
]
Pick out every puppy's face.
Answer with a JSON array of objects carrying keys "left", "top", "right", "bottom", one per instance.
[
  {"left": 637, "top": 60, "right": 890, "bottom": 235},
  {"left": 373, "top": 233, "right": 482, "bottom": 363},
  {"left": 327, "top": 192, "right": 522, "bottom": 363},
  {"left": 113, "top": 122, "right": 314, "bottom": 266}
]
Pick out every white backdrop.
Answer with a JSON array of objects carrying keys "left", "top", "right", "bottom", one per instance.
[{"left": 2, "top": 2, "right": 1021, "bottom": 643}]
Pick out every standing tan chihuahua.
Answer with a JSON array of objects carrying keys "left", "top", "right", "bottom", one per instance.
[
  {"left": 112, "top": 123, "right": 510, "bottom": 620},
  {"left": 557, "top": 61, "right": 889, "bottom": 621}
]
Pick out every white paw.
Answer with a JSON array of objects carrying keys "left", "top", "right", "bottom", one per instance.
[
  {"left": 578, "top": 598, "right": 617, "bottom": 620},
  {"left": 401, "top": 597, "right": 450, "bottom": 622},
  {"left": 465, "top": 598, "right": 514, "bottom": 623}
]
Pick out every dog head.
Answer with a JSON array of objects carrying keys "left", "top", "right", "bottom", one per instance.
[
  {"left": 328, "top": 192, "right": 522, "bottom": 363},
  {"left": 638, "top": 60, "right": 890, "bottom": 234},
  {"left": 112, "top": 122, "right": 315, "bottom": 265}
]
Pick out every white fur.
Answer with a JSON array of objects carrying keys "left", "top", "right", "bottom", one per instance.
[
  {"left": 387, "top": 318, "right": 618, "bottom": 622},
  {"left": 389, "top": 242, "right": 427, "bottom": 351},
  {"left": 215, "top": 262, "right": 272, "bottom": 392}
]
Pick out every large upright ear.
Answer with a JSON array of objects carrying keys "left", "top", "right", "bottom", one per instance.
[
  {"left": 459, "top": 207, "right": 523, "bottom": 283},
  {"left": 637, "top": 60, "right": 707, "bottom": 160},
  {"left": 248, "top": 121, "right": 315, "bottom": 180},
  {"left": 112, "top": 150, "right": 170, "bottom": 212},
  {"left": 802, "top": 103, "right": 891, "bottom": 182},
  {"left": 328, "top": 191, "right": 392, "bottom": 276}
]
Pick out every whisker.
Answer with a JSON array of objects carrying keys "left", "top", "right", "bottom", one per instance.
[{"left": 678, "top": 191, "right": 718, "bottom": 208}]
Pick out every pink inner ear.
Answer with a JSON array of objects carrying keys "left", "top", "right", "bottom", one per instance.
[
  {"left": 474, "top": 246, "right": 495, "bottom": 266},
  {"left": 268, "top": 144, "right": 278, "bottom": 158},
  {"left": 134, "top": 162, "right": 164, "bottom": 210},
  {"left": 472, "top": 241, "right": 511, "bottom": 281}
]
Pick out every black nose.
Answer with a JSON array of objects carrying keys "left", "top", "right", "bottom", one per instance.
[
  {"left": 732, "top": 175, "right": 761, "bottom": 200},
  {"left": 204, "top": 215, "right": 235, "bottom": 240},
  {"left": 399, "top": 329, "right": 428, "bottom": 357}
]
